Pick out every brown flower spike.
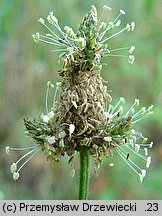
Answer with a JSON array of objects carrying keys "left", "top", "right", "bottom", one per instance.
[{"left": 6, "top": 6, "right": 153, "bottom": 183}]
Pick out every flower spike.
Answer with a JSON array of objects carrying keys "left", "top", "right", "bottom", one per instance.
[{"left": 6, "top": 6, "right": 153, "bottom": 187}]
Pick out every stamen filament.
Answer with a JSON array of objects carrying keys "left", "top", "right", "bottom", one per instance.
[
  {"left": 113, "top": 12, "right": 123, "bottom": 23},
  {"left": 39, "top": 38, "right": 61, "bottom": 46},
  {"left": 132, "top": 108, "right": 145, "bottom": 119},
  {"left": 107, "top": 105, "right": 113, "bottom": 114},
  {"left": 101, "top": 26, "right": 127, "bottom": 43},
  {"left": 9, "top": 146, "right": 38, "bottom": 151},
  {"left": 125, "top": 145, "right": 147, "bottom": 161},
  {"left": 39, "top": 34, "right": 63, "bottom": 46},
  {"left": 15, "top": 148, "right": 39, "bottom": 165},
  {"left": 43, "top": 23, "right": 68, "bottom": 44},
  {"left": 117, "top": 146, "right": 145, "bottom": 176},
  {"left": 104, "top": 54, "right": 128, "bottom": 58},
  {"left": 128, "top": 157, "right": 142, "bottom": 171},
  {"left": 53, "top": 22, "right": 73, "bottom": 45},
  {"left": 17, "top": 149, "right": 40, "bottom": 172},
  {"left": 45, "top": 85, "right": 49, "bottom": 113},
  {"left": 110, "top": 98, "right": 124, "bottom": 114},
  {"left": 132, "top": 116, "right": 147, "bottom": 124},
  {"left": 99, "top": 26, "right": 112, "bottom": 41},
  {"left": 124, "top": 101, "right": 137, "bottom": 117},
  {"left": 53, "top": 86, "right": 58, "bottom": 104},
  {"left": 109, "top": 47, "right": 130, "bottom": 52},
  {"left": 116, "top": 148, "right": 139, "bottom": 175},
  {"left": 51, "top": 48, "right": 68, "bottom": 52}
]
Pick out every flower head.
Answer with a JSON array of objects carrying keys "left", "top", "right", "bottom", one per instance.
[
  {"left": 32, "top": 6, "right": 136, "bottom": 65},
  {"left": 6, "top": 6, "right": 153, "bottom": 183}
]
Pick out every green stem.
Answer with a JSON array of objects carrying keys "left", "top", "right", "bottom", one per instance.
[{"left": 79, "top": 146, "right": 90, "bottom": 200}]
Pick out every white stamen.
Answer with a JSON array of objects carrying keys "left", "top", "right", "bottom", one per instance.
[
  {"left": 69, "top": 124, "right": 75, "bottom": 135},
  {"left": 46, "top": 81, "right": 50, "bottom": 113},
  {"left": 120, "top": 97, "right": 125, "bottom": 104},
  {"left": 32, "top": 33, "right": 40, "bottom": 43},
  {"left": 72, "top": 101, "right": 78, "bottom": 109},
  {"left": 41, "top": 114, "right": 50, "bottom": 123},
  {"left": 120, "top": 9, "right": 126, "bottom": 15},
  {"left": 135, "top": 99, "right": 140, "bottom": 106},
  {"left": 108, "top": 22, "right": 114, "bottom": 29},
  {"left": 116, "top": 148, "right": 139, "bottom": 175},
  {"left": 129, "top": 45, "right": 135, "bottom": 54},
  {"left": 110, "top": 97, "right": 125, "bottom": 115},
  {"left": 48, "top": 111, "right": 54, "bottom": 119},
  {"left": 131, "top": 22, "right": 135, "bottom": 31},
  {"left": 38, "top": 18, "right": 45, "bottom": 25},
  {"left": 43, "top": 23, "right": 68, "bottom": 45},
  {"left": 115, "top": 20, "right": 121, "bottom": 27},
  {"left": 126, "top": 144, "right": 146, "bottom": 161},
  {"left": 10, "top": 163, "right": 17, "bottom": 174},
  {"left": 99, "top": 22, "right": 107, "bottom": 32},
  {"left": 13, "top": 172, "right": 20, "bottom": 181},
  {"left": 126, "top": 23, "right": 131, "bottom": 32},
  {"left": 129, "top": 139, "right": 134, "bottom": 146},
  {"left": 146, "top": 156, "right": 151, "bottom": 168},
  {"left": 144, "top": 148, "right": 148, "bottom": 156},
  {"left": 91, "top": 5, "right": 97, "bottom": 16},
  {"left": 124, "top": 99, "right": 139, "bottom": 117},
  {"left": 17, "top": 149, "right": 40, "bottom": 173},
  {"left": 109, "top": 47, "right": 129, "bottom": 53},
  {"left": 149, "top": 142, "right": 153, "bottom": 148},
  {"left": 74, "top": 38, "right": 86, "bottom": 48},
  {"left": 103, "top": 5, "right": 112, "bottom": 10},
  {"left": 128, "top": 55, "right": 135, "bottom": 64},
  {"left": 5, "top": 146, "right": 10, "bottom": 154},
  {"left": 59, "top": 139, "right": 64, "bottom": 148},
  {"left": 101, "top": 25, "right": 128, "bottom": 43},
  {"left": 148, "top": 105, "right": 153, "bottom": 111},
  {"left": 15, "top": 149, "right": 39, "bottom": 165},
  {"left": 39, "top": 37, "right": 63, "bottom": 46},
  {"left": 103, "top": 136, "right": 112, "bottom": 142},
  {"left": 141, "top": 107, "right": 146, "bottom": 113},
  {"left": 132, "top": 108, "right": 145, "bottom": 119},
  {"left": 64, "top": 26, "right": 75, "bottom": 37},
  {"left": 47, "top": 81, "right": 54, "bottom": 88},
  {"left": 118, "top": 106, "right": 123, "bottom": 115},
  {"left": 46, "top": 136, "right": 56, "bottom": 145},
  {"left": 131, "top": 108, "right": 135, "bottom": 114},
  {"left": 141, "top": 169, "right": 146, "bottom": 178},
  {"left": 131, "top": 129, "right": 136, "bottom": 135},
  {"left": 139, "top": 173, "right": 143, "bottom": 183},
  {"left": 142, "top": 137, "right": 148, "bottom": 143},
  {"left": 135, "top": 144, "right": 140, "bottom": 153},
  {"left": 47, "top": 11, "right": 58, "bottom": 24}
]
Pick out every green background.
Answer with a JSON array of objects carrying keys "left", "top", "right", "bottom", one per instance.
[{"left": 0, "top": 0, "right": 162, "bottom": 199}]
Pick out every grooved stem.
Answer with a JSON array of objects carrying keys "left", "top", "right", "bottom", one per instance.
[{"left": 79, "top": 147, "right": 90, "bottom": 200}]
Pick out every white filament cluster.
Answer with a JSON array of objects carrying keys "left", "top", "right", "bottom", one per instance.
[
  {"left": 107, "top": 98, "right": 153, "bottom": 183},
  {"left": 32, "top": 6, "right": 136, "bottom": 64}
]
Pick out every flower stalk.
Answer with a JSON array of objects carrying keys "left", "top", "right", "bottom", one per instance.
[{"left": 79, "top": 147, "right": 90, "bottom": 200}]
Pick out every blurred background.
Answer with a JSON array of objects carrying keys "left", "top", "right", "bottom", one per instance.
[{"left": 0, "top": 0, "right": 162, "bottom": 199}]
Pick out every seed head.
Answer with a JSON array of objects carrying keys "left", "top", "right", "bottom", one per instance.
[{"left": 6, "top": 6, "right": 153, "bottom": 184}]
